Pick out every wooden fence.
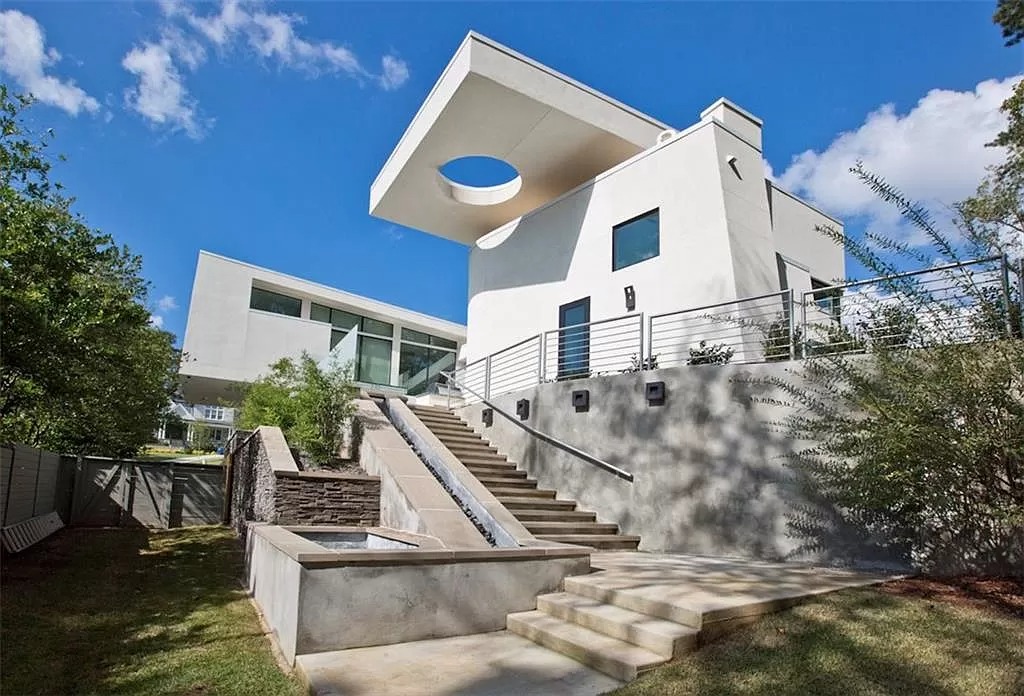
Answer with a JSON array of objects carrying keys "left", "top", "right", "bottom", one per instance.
[{"left": 1, "top": 444, "right": 224, "bottom": 530}]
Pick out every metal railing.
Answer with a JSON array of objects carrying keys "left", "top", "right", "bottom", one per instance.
[
  {"left": 441, "top": 369, "right": 633, "bottom": 482},
  {"left": 449, "top": 255, "right": 1020, "bottom": 404},
  {"left": 648, "top": 290, "right": 794, "bottom": 368},
  {"left": 800, "top": 256, "right": 1011, "bottom": 355}
]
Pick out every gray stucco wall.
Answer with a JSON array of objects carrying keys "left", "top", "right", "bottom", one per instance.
[{"left": 458, "top": 362, "right": 902, "bottom": 568}]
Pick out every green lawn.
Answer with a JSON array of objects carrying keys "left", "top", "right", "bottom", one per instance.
[
  {"left": 1, "top": 526, "right": 301, "bottom": 696},
  {"left": 613, "top": 584, "right": 1024, "bottom": 696}
]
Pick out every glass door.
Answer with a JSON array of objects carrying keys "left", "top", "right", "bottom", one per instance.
[{"left": 558, "top": 297, "right": 590, "bottom": 379}]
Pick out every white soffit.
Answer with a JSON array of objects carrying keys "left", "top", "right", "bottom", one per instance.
[{"left": 369, "top": 32, "right": 670, "bottom": 245}]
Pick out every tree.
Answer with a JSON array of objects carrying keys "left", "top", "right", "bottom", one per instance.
[
  {"left": 0, "top": 86, "right": 178, "bottom": 457},
  {"left": 994, "top": 0, "right": 1024, "bottom": 47},
  {"left": 237, "top": 353, "right": 357, "bottom": 464}
]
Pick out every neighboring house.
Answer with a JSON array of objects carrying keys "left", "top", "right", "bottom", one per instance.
[
  {"left": 155, "top": 399, "right": 236, "bottom": 448},
  {"left": 369, "top": 32, "right": 844, "bottom": 363},
  {"left": 179, "top": 252, "right": 466, "bottom": 405}
]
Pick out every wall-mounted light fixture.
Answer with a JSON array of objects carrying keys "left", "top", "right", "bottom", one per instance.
[
  {"left": 515, "top": 399, "right": 530, "bottom": 420},
  {"left": 726, "top": 154, "right": 741, "bottom": 179},
  {"left": 624, "top": 285, "right": 636, "bottom": 312},
  {"left": 481, "top": 407, "right": 493, "bottom": 427},
  {"left": 645, "top": 381, "right": 666, "bottom": 406},
  {"left": 571, "top": 389, "right": 590, "bottom": 412}
]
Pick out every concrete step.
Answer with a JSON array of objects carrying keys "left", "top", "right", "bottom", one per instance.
[
  {"left": 534, "top": 535, "right": 641, "bottom": 550},
  {"left": 435, "top": 432, "right": 490, "bottom": 445},
  {"left": 506, "top": 610, "right": 667, "bottom": 682},
  {"left": 523, "top": 521, "right": 619, "bottom": 535},
  {"left": 513, "top": 509, "right": 597, "bottom": 522},
  {"left": 563, "top": 576, "right": 702, "bottom": 628},
  {"left": 445, "top": 442, "right": 500, "bottom": 455},
  {"left": 459, "top": 454, "right": 515, "bottom": 466},
  {"left": 468, "top": 468, "right": 527, "bottom": 479},
  {"left": 476, "top": 476, "right": 538, "bottom": 488},
  {"left": 488, "top": 487, "right": 555, "bottom": 499},
  {"left": 425, "top": 424, "right": 479, "bottom": 438},
  {"left": 410, "top": 409, "right": 463, "bottom": 423},
  {"left": 536, "top": 592, "right": 699, "bottom": 658},
  {"left": 498, "top": 497, "right": 577, "bottom": 511}
]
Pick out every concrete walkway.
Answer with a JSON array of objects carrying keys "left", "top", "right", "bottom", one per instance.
[{"left": 296, "top": 630, "right": 622, "bottom": 696}]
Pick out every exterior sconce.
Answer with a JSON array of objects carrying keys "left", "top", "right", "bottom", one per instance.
[
  {"left": 571, "top": 389, "right": 590, "bottom": 412},
  {"left": 645, "top": 381, "right": 666, "bottom": 406},
  {"left": 516, "top": 399, "right": 530, "bottom": 420},
  {"left": 481, "top": 407, "right": 493, "bottom": 427},
  {"left": 624, "top": 285, "right": 636, "bottom": 312}
]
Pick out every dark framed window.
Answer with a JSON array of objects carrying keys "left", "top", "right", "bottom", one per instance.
[
  {"left": 357, "top": 336, "right": 392, "bottom": 385},
  {"left": 612, "top": 209, "right": 660, "bottom": 271},
  {"left": 250, "top": 287, "right": 302, "bottom": 317},
  {"left": 400, "top": 328, "right": 458, "bottom": 350},
  {"left": 811, "top": 278, "right": 841, "bottom": 321}
]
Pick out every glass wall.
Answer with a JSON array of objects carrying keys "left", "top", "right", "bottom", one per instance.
[
  {"left": 311, "top": 302, "right": 394, "bottom": 384},
  {"left": 398, "top": 329, "right": 458, "bottom": 395}
]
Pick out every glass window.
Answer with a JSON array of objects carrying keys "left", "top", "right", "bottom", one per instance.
[
  {"left": 310, "top": 303, "right": 331, "bottom": 323},
  {"left": 612, "top": 209, "right": 660, "bottom": 271},
  {"left": 362, "top": 317, "right": 394, "bottom": 337},
  {"left": 202, "top": 406, "right": 224, "bottom": 421},
  {"left": 330, "top": 330, "right": 347, "bottom": 350},
  {"left": 332, "top": 310, "right": 361, "bottom": 332},
  {"left": 250, "top": 287, "right": 302, "bottom": 317},
  {"left": 812, "top": 278, "right": 841, "bottom": 320},
  {"left": 357, "top": 336, "right": 392, "bottom": 384},
  {"left": 399, "top": 343, "right": 456, "bottom": 396},
  {"left": 400, "top": 328, "right": 458, "bottom": 350}
]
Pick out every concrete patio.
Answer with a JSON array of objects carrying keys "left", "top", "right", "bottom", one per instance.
[{"left": 295, "top": 552, "right": 894, "bottom": 695}]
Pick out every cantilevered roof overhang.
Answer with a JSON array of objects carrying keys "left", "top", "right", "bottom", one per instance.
[{"left": 369, "top": 32, "right": 671, "bottom": 245}]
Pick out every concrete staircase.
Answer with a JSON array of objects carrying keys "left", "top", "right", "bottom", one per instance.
[
  {"left": 506, "top": 584, "right": 700, "bottom": 682},
  {"left": 408, "top": 404, "right": 640, "bottom": 551}
]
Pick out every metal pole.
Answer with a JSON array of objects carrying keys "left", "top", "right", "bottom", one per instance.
[
  {"left": 537, "top": 334, "right": 545, "bottom": 384},
  {"left": 637, "top": 313, "right": 645, "bottom": 369},
  {"left": 800, "top": 291, "right": 808, "bottom": 359},
  {"left": 647, "top": 315, "right": 654, "bottom": 367},
  {"left": 787, "top": 289, "right": 797, "bottom": 361},
  {"left": 484, "top": 355, "right": 492, "bottom": 400},
  {"left": 1000, "top": 255, "right": 1015, "bottom": 338},
  {"left": 3, "top": 445, "right": 15, "bottom": 527}
]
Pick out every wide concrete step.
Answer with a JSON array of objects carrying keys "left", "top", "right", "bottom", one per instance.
[
  {"left": 506, "top": 611, "right": 666, "bottom": 682},
  {"left": 425, "top": 424, "right": 480, "bottom": 438},
  {"left": 536, "top": 592, "right": 699, "bottom": 658},
  {"left": 513, "top": 509, "right": 597, "bottom": 522},
  {"left": 523, "top": 521, "right": 619, "bottom": 535},
  {"left": 435, "top": 432, "right": 490, "bottom": 445},
  {"left": 410, "top": 409, "right": 463, "bottom": 423},
  {"left": 535, "top": 535, "right": 641, "bottom": 550},
  {"left": 476, "top": 476, "right": 538, "bottom": 488},
  {"left": 488, "top": 487, "right": 555, "bottom": 499},
  {"left": 563, "top": 576, "right": 702, "bottom": 628},
  {"left": 499, "top": 497, "right": 577, "bottom": 511}
]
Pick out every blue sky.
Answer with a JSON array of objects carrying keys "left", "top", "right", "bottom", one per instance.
[{"left": 1, "top": 1, "right": 1021, "bottom": 345}]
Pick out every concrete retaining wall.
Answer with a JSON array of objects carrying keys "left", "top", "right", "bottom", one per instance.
[
  {"left": 274, "top": 471, "right": 379, "bottom": 526},
  {"left": 457, "top": 362, "right": 901, "bottom": 567}
]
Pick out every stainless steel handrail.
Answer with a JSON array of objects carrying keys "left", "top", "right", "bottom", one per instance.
[{"left": 442, "top": 370, "right": 634, "bottom": 483}]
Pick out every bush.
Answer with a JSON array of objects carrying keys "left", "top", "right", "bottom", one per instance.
[{"left": 687, "top": 341, "right": 734, "bottom": 365}]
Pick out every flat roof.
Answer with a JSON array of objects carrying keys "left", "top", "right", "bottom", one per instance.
[{"left": 369, "top": 32, "right": 670, "bottom": 245}]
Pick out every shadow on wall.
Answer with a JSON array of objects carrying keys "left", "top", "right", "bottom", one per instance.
[
  {"left": 474, "top": 362, "right": 907, "bottom": 569},
  {"left": 468, "top": 184, "right": 593, "bottom": 297}
]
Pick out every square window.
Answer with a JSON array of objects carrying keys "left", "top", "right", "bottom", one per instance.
[
  {"left": 362, "top": 317, "right": 394, "bottom": 337},
  {"left": 331, "top": 309, "right": 361, "bottom": 331},
  {"left": 811, "top": 278, "right": 841, "bottom": 321},
  {"left": 310, "top": 303, "right": 331, "bottom": 323},
  {"left": 612, "top": 209, "right": 660, "bottom": 271}
]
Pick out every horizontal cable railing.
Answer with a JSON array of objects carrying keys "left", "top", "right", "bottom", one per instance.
[
  {"left": 800, "top": 256, "right": 1010, "bottom": 355},
  {"left": 541, "top": 313, "right": 644, "bottom": 381},
  {"left": 649, "top": 290, "right": 794, "bottom": 368},
  {"left": 446, "top": 256, "right": 1018, "bottom": 404}
]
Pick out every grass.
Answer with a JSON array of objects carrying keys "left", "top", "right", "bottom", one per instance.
[
  {"left": 612, "top": 584, "right": 1024, "bottom": 696},
  {"left": 1, "top": 526, "right": 302, "bottom": 696}
]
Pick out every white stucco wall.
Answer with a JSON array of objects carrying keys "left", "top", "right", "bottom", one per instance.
[{"left": 463, "top": 104, "right": 844, "bottom": 363}]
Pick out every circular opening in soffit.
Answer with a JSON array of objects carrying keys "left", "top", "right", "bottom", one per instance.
[{"left": 437, "top": 156, "right": 522, "bottom": 206}]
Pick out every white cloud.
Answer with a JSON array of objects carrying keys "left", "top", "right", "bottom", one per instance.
[
  {"left": 122, "top": 38, "right": 207, "bottom": 139},
  {"left": 124, "top": 0, "right": 409, "bottom": 137},
  {"left": 0, "top": 10, "right": 99, "bottom": 115},
  {"left": 379, "top": 54, "right": 409, "bottom": 90},
  {"left": 157, "top": 295, "right": 178, "bottom": 312},
  {"left": 150, "top": 314, "right": 165, "bottom": 328},
  {"left": 777, "top": 76, "right": 1021, "bottom": 244}
]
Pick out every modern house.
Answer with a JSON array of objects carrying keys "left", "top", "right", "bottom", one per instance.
[
  {"left": 370, "top": 32, "right": 843, "bottom": 367},
  {"left": 178, "top": 251, "right": 466, "bottom": 405}
]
